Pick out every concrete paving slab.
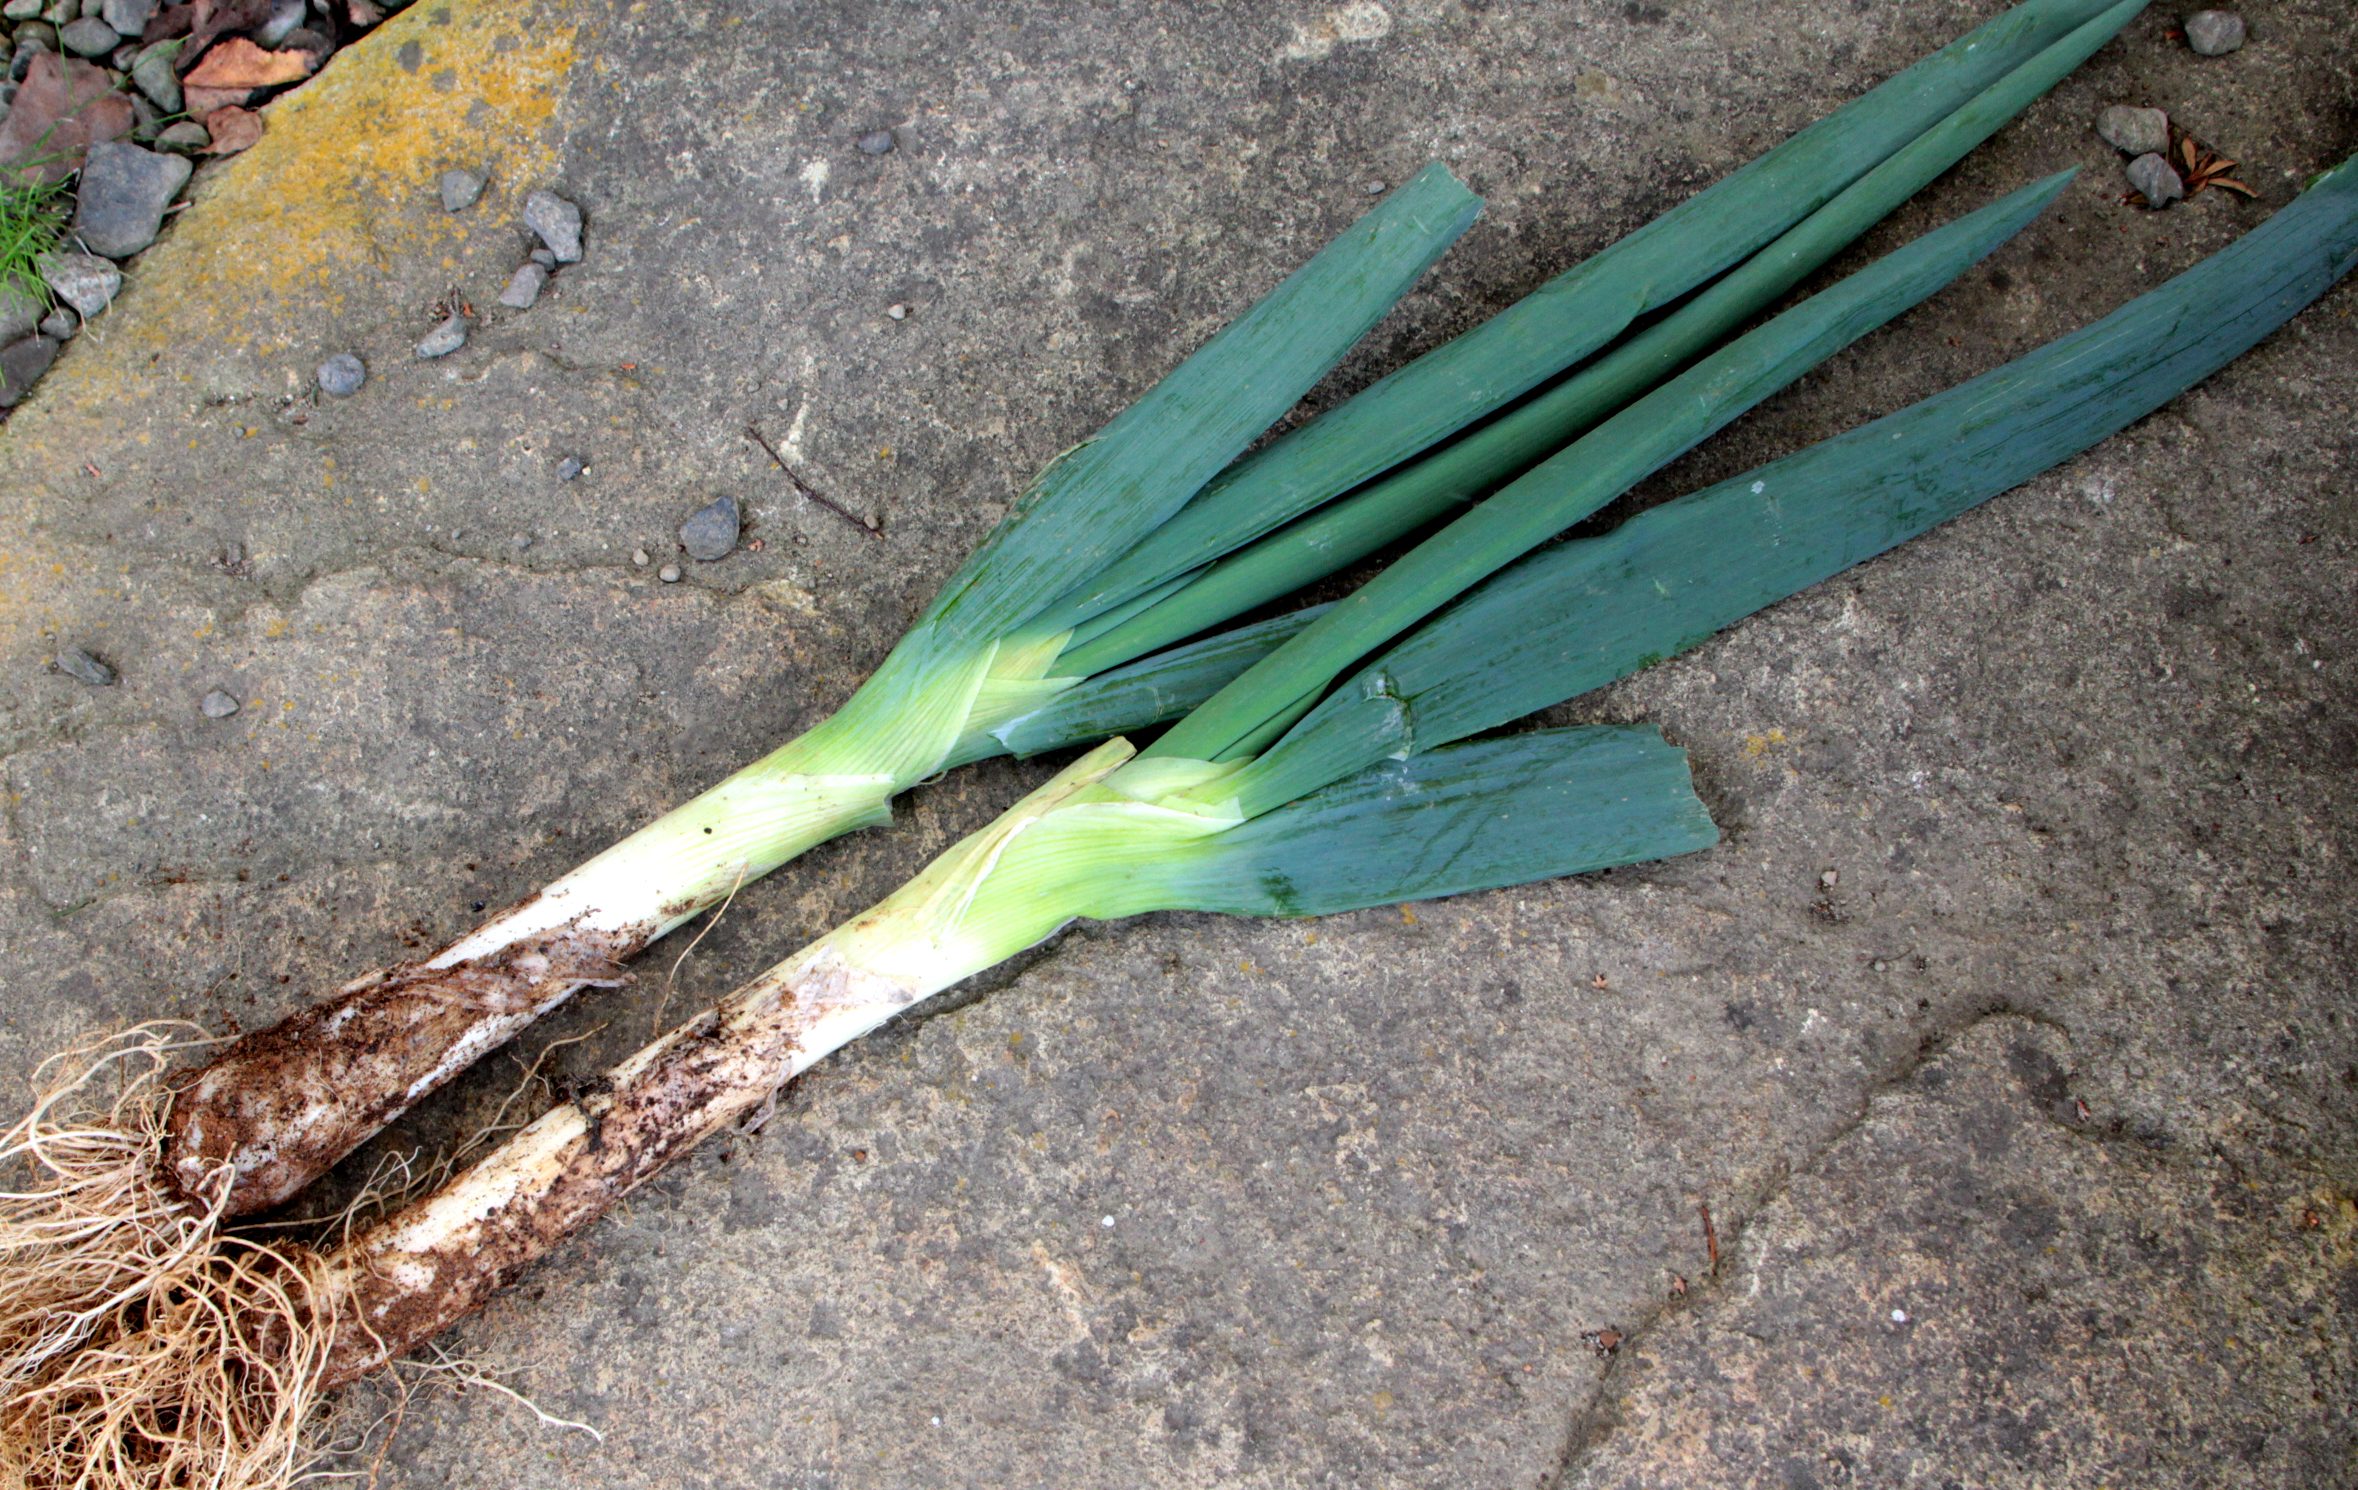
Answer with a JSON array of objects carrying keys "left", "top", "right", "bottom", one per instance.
[{"left": 0, "top": 2, "right": 2351, "bottom": 1486}]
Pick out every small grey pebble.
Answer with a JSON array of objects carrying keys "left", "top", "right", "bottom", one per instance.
[
  {"left": 39, "top": 249, "right": 119, "bottom": 317},
  {"left": 98, "top": 0, "right": 149, "bottom": 36},
  {"left": 38, "top": 307, "right": 75, "bottom": 339},
  {"left": 678, "top": 494, "right": 740, "bottom": 562},
  {"left": 415, "top": 313, "right": 468, "bottom": 359},
  {"left": 522, "top": 188, "right": 583, "bottom": 263},
  {"left": 55, "top": 645, "right": 116, "bottom": 686},
  {"left": 316, "top": 351, "right": 365, "bottom": 396},
  {"left": 529, "top": 246, "right": 556, "bottom": 269},
  {"left": 886, "top": 302, "right": 908, "bottom": 321},
  {"left": 0, "top": 334, "right": 59, "bottom": 408},
  {"left": 2183, "top": 8, "right": 2244, "bottom": 55},
  {"left": 2095, "top": 104, "right": 2169, "bottom": 158},
  {"left": 556, "top": 455, "right": 584, "bottom": 481},
  {"left": 438, "top": 167, "right": 485, "bottom": 212},
  {"left": 72, "top": 141, "right": 191, "bottom": 258},
  {"left": 154, "top": 120, "right": 209, "bottom": 152},
  {"left": 631, "top": 547, "right": 649, "bottom": 567},
  {"left": 497, "top": 260, "right": 546, "bottom": 310},
  {"left": 657, "top": 562, "right": 682, "bottom": 583},
  {"left": 57, "top": 14, "right": 114, "bottom": 54},
  {"left": 855, "top": 128, "right": 894, "bottom": 154},
  {"left": 130, "top": 43, "right": 179, "bottom": 112},
  {"left": 1871, "top": 958, "right": 1889, "bottom": 973},
  {"left": 251, "top": 0, "right": 300, "bottom": 47},
  {"left": 511, "top": 533, "right": 532, "bottom": 551},
  {"left": 2127, "top": 151, "right": 2185, "bottom": 206},
  {"left": 1362, "top": 179, "right": 1385, "bottom": 195},
  {"left": 3, "top": 0, "right": 44, "bottom": 18},
  {"left": 199, "top": 688, "right": 239, "bottom": 718}
]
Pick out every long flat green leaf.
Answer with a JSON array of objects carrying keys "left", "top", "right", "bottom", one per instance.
[
  {"left": 1149, "top": 171, "right": 2071, "bottom": 766},
  {"left": 1031, "top": 0, "right": 2130, "bottom": 634},
  {"left": 955, "top": 605, "right": 1330, "bottom": 766},
  {"left": 1138, "top": 727, "right": 1716, "bottom": 918},
  {"left": 915, "top": 164, "right": 1479, "bottom": 649},
  {"left": 1226, "top": 151, "right": 2358, "bottom": 816},
  {"left": 1054, "top": 0, "right": 2144, "bottom": 679}
]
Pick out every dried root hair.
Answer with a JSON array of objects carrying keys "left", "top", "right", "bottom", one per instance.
[
  {"left": 0, "top": 1027, "right": 608, "bottom": 1488},
  {"left": 0, "top": 1024, "right": 227, "bottom": 1396},
  {"left": 0, "top": 1226, "right": 342, "bottom": 1490}
]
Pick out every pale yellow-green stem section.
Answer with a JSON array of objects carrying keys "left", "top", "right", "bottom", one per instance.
[
  {"left": 165, "top": 624, "right": 1093, "bottom": 1220},
  {"left": 330, "top": 738, "right": 1258, "bottom": 1381}
]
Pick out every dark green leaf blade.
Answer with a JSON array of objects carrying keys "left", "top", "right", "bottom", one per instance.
[
  {"left": 1035, "top": 0, "right": 2132, "bottom": 632},
  {"left": 1152, "top": 171, "right": 2072, "bottom": 767},
  {"left": 1055, "top": 0, "right": 2145, "bottom": 679},
  {"left": 1231, "top": 152, "right": 2358, "bottom": 815},
  {"left": 917, "top": 164, "right": 1480, "bottom": 648},
  {"left": 1141, "top": 727, "right": 1717, "bottom": 918}
]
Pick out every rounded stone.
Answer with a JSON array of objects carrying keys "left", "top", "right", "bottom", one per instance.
[
  {"left": 55, "top": 13, "right": 110, "bottom": 53},
  {"left": 657, "top": 562, "right": 682, "bottom": 583},
  {"left": 2095, "top": 104, "right": 2169, "bottom": 158},
  {"left": 2183, "top": 9, "right": 2245, "bottom": 55},
  {"left": 316, "top": 351, "right": 365, "bottom": 396},
  {"left": 415, "top": 313, "right": 468, "bottom": 359},
  {"left": 2127, "top": 151, "right": 2185, "bottom": 206},
  {"left": 438, "top": 167, "right": 484, "bottom": 212},
  {"left": 678, "top": 495, "right": 740, "bottom": 562},
  {"left": 200, "top": 688, "right": 240, "bottom": 718}
]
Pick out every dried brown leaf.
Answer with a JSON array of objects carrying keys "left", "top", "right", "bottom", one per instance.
[
  {"left": 0, "top": 52, "right": 135, "bottom": 184},
  {"left": 185, "top": 36, "right": 314, "bottom": 89}
]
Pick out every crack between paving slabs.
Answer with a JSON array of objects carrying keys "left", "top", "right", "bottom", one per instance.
[{"left": 1532, "top": 998, "right": 2087, "bottom": 1490}]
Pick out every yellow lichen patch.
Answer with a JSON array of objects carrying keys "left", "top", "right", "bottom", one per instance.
[
  {"left": 10, "top": 0, "right": 583, "bottom": 437},
  {"left": 140, "top": 2, "right": 578, "bottom": 341},
  {"left": 0, "top": 0, "right": 591, "bottom": 649}
]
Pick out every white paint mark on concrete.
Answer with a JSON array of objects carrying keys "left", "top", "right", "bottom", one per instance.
[{"left": 1280, "top": 1, "right": 1393, "bottom": 62}]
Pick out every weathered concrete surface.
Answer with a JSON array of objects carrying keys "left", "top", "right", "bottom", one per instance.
[
  {"left": 1, "top": 1, "right": 2353, "bottom": 1486},
  {"left": 1567, "top": 1018, "right": 2357, "bottom": 1488}
]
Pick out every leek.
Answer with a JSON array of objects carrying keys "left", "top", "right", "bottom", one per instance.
[
  {"left": 2, "top": 0, "right": 2128, "bottom": 1277},
  {"left": 0, "top": 0, "right": 2152, "bottom": 1436},
  {"left": 31, "top": 150, "right": 2350, "bottom": 1490}
]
